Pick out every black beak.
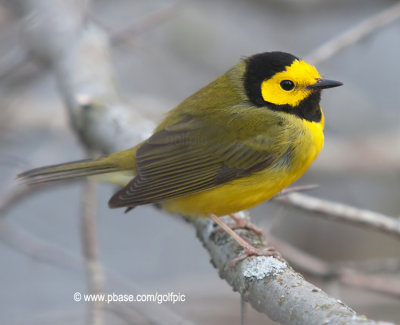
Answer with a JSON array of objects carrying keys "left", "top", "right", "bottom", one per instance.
[{"left": 308, "top": 78, "right": 343, "bottom": 90}]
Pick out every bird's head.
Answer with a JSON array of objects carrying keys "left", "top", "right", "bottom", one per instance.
[{"left": 243, "top": 51, "right": 342, "bottom": 122}]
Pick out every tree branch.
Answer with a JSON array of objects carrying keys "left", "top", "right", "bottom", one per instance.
[
  {"left": 11, "top": 0, "right": 155, "bottom": 153},
  {"left": 306, "top": 2, "right": 400, "bottom": 64},
  {"left": 80, "top": 178, "right": 105, "bottom": 325},
  {"left": 275, "top": 192, "right": 400, "bottom": 240},
  {"left": 193, "top": 215, "right": 393, "bottom": 325}
]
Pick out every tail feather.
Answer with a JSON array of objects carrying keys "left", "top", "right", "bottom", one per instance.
[{"left": 17, "top": 158, "right": 120, "bottom": 185}]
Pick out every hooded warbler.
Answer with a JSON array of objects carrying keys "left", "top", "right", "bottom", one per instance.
[{"left": 18, "top": 51, "right": 342, "bottom": 220}]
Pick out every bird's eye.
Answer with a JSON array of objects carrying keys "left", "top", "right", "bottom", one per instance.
[{"left": 280, "top": 80, "right": 295, "bottom": 91}]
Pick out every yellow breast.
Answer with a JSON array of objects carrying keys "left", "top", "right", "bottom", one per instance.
[{"left": 161, "top": 113, "right": 324, "bottom": 217}]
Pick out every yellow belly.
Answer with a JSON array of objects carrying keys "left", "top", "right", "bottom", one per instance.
[{"left": 161, "top": 118, "right": 324, "bottom": 217}]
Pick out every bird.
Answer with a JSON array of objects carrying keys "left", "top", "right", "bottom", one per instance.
[{"left": 18, "top": 51, "right": 342, "bottom": 261}]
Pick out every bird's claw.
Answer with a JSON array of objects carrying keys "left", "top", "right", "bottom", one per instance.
[{"left": 230, "top": 246, "right": 279, "bottom": 267}]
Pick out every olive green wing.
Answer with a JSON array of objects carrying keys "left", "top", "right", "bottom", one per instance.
[{"left": 108, "top": 117, "right": 282, "bottom": 208}]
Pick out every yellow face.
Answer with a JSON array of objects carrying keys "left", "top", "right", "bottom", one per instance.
[{"left": 260, "top": 60, "right": 322, "bottom": 107}]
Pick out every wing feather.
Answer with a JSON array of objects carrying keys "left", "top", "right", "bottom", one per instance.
[{"left": 108, "top": 117, "right": 284, "bottom": 208}]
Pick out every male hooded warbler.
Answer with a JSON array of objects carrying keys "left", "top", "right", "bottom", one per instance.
[{"left": 19, "top": 51, "right": 342, "bottom": 241}]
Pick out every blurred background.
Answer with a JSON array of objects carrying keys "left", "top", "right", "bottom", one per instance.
[{"left": 0, "top": 0, "right": 399, "bottom": 324}]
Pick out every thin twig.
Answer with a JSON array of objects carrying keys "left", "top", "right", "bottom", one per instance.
[
  {"left": 275, "top": 192, "right": 400, "bottom": 240},
  {"left": 80, "top": 177, "right": 104, "bottom": 325},
  {"left": 0, "top": 184, "right": 34, "bottom": 217},
  {"left": 109, "top": 2, "right": 182, "bottom": 43},
  {"left": 89, "top": 2, "right": 182, "bottom": 50},
  {"left": 339, "top": 271, "right": 400, "bottom": 299},
  {"left": 306, "top": 2, "right": 400, "bottom": 64},
  {"left": 343, "top": 258, "right": 400, "bottom": 275},
  {"left": 266, "top": 234, "right": 400, "bottom": 299},
  {"left": 277, "top": 184, "right": 319, "bottom": 196}
]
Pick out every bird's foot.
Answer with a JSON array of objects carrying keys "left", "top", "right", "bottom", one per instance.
[
  {"left": 209, "top": 213, "right": 278, "bottom": 267},
  {"left": 230, "top": 244, "right": 279, "bottom": 267}
]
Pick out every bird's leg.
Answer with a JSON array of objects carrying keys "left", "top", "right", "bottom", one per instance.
[
  {"left": 228, "top": 213, "right": 264, "bottom": 236},
  {"left": 209, "top": 213, "right": 279, "bottom": 266}
]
